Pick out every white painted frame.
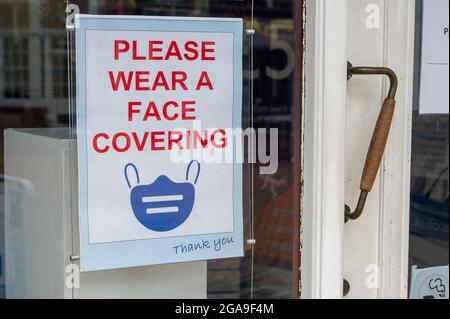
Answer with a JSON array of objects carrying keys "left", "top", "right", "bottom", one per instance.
[
  {"left": 301, "top": 0, "right": 348, "bottom": 299},
  {"left": 377, "top": 0, "right": 415, "bottom": 299},
  {"left": 301, "top": 0, "right": 414, "bottom": 299}
]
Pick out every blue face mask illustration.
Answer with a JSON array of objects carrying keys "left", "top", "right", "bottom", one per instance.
[{"left": 124, "top": 161, "right": 200, "bottom": 232}]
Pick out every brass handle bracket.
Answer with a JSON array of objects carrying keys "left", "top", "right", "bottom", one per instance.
[
  {"left": 347, "top": 62, "right": 398, "bottom": 99},
  {"left": 345, "top": 62, "right": 398, "bottom": 223}
]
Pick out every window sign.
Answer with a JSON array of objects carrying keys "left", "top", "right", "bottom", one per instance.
[
  {"left": 410, "top": 266, "right": 449, "bottom": 299},
  {"left": 419, "top": 0, "right": 449, "bottom": 114},
  {"left": 75, "top": 15, "right": 243, "bottom": 271}
]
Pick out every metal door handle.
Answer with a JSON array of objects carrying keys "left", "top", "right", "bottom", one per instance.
[{"left": 345, "top": 62, "right": 398, "bottom": 222}]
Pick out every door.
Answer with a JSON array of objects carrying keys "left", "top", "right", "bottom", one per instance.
[
  {"left": 301, "top": 0, "right": 415, "bottom": 298},
  {"left": 344, "top": 0, "right": 414, "bottom": 299},
  {"left": 0, "top": 0, "right": 304, "bottom": 299},
  {"left": 0, "top": 0, "right": 420, "bottom": 300}
]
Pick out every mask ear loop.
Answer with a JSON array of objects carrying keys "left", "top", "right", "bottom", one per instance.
[
  {"left": 124, "top": 163, "right": 140, "bottom": 189},
  {"left": 186, "top": 160, "right": 200, "bottom": 185}
]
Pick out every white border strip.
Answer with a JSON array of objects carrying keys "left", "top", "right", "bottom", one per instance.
[{"left": 302, "top": 0, "right": 347, "bottom": 299}]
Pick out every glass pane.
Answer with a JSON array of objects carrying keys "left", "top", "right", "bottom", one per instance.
[
  {"left": 0, "top": 0, "right": 70, "bottom": 299},
  {"left": 410, "top": 115, "right": 449, "bottom": 266},
  {"left": 408, "top": 0, "right": 449, "bottom": 298},
  {"left": 0, "top": 0, "right": 301, "bottom": 299}
]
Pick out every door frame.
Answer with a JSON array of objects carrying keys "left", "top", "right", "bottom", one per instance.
[
  {"left": 369, "top": 0, "right": 415, "bottom": 298},
  {"left": 301, "top": 0, "right": 415, "bottom": 299},
  {"left": 301, "top": 0, "right": 348, "bottom": 299}
]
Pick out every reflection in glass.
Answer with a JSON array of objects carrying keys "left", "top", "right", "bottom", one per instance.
[{"left": 410, "top": 114, "right": 449, "bottom": 268}]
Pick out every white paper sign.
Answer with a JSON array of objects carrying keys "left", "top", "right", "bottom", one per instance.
[
  {"left": 76, "top": 15, "right": 243, "bottom": 271},
  {"left": 410, "top": 265, "right": 449, "bottom": 299},
  {"left": 419, "top": 0, "right": 449, "bottom": 114}
]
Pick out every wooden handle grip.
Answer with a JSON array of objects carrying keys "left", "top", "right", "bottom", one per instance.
[{"left": 360, "top": 98, "right": 396, "bottom": 192}]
